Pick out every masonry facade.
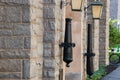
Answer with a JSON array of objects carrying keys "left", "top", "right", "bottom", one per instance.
[{"left": 0, "top": 0, "right": 109, "bottom": 80}]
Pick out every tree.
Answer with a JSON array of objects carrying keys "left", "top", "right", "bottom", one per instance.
[{"left": 109, "top": 19, "right": 120, "bottom": 48}]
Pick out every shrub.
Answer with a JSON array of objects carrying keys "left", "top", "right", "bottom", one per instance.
[{"left": 86, "top": 65, "right": 106, "bottom": 80}]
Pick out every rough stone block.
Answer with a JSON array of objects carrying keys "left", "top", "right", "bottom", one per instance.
[
  {"left": 43, "top": 43, "right": 52, "bottom": 49},
  {"left": 4, "top": 37, "right": 24, "bottom": 49},
  {"left": 30, "top": 0, "right": 42, "bottom": 8},
  {"left": 43, "top": 31, "right": 55, "bottom": 43},
  {"left": 0, "top": 37, "right": 5, "bottom": 48},
  {"left": 13, "top": 23, "right": 30, "bottom": 36},
  {"left": 44, "top": 20, "right": 55, "bottom": 31},
  {"left": 0, "top": 23, "right": 13, "bottom": 29},
  {"left": 0, "top": 7, "right": 5, "bottom": 16},
  {"left": 0, "top": 59, "right": 21, "bottom": 72},
  {"left": 43, "top": 6, "right": 55, "bottom": 18},
  {"left": 0, "top": 49, "right": 30, "bottom": 59},
  {"left": 44, "top": 59, "right": 55, "bottom": 68},
  {"left": 24, "top": 37, "right": 30, "bottom": 49},
  {"left": 43, "top": 78, "right": 55, "bottom": 80},
  {"left": 31, "top": 24, "right": 43, "bottom": 36},
  {"left": 30, "top": 59, "right": 43, "bottom": 78},
  {"left": 48, "top": 70, "right": 55, "bottom": 77},
  {"left": 22, "top": 60, "right": 30, "bottom": 79},
  {"left": 0, "top": 7, "right": 5, "bottom": 22},
  {"left": 5, "top": 6, "right": 21, "bottom": 22},
  {"left": 43, "top": 0, "right": 55, "bottom": 4},
  {"left": 0, "top": 30, "right": 12, "bottom": 36},
  {"left": 43, "top": 49, "right": 52, "bottom": 57},
  {"left": 30, "top": 45, "right": 43, "bottom": 58},
  {"left": 0, "top": 73, "right": 21, "bottom": 79},
  {"left": 22, "top": 6, "right": 30, "bottom": 22},
  {"left": 0, "top": 0, "right": 29, "bottom": 5},
  {"left": 43, "top": 69, "right": 48, "bottom": 77},
  {"left": 0, "top": 16, "right": 5, "bottom": 22}
]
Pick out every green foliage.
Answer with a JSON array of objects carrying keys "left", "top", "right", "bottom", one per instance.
[
  {"left": 86, "top": 65, "right": 106, "bottom": 80},
  {"left": 109, "top": 19, "right": 120, "bottom": 48}
]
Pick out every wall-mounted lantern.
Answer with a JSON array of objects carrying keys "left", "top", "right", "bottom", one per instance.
[
  {"left": 91, "top": 0, "right": 103, "bottom": 19},
  {"left": 84, "top": 0, "right": 103, "bottom": 19},
  {"left": 60, "top": 0, "right": 84, "bottom": 11},
  {"left": 60, "top": 18, "right": 75, "bottom": 67},
  {"left": 71, "top": 0, "right": 84, "bottom": 11}
]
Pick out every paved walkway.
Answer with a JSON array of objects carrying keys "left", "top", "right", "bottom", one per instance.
[{"left": 102, "top": 66, "right": 120, "bottom": 80}]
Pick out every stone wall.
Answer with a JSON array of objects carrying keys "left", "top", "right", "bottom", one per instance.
[
  {"left": 0, "top": 0, "right": 109, "bottom": 80},
  {"left": 86, "top": 0, "right": 109, "bottom": 72},
  {"left": 99, "top": 0, "right": 109, "bottom": 65},
  {"left": 65, "top": 0, "right": 82, "bottom": 73},
  {"left": 43, "top": 0, "right": 65, "bottom": 80},
  {"left": 0, "top": 0, "right": 43, "bottom": 80}
]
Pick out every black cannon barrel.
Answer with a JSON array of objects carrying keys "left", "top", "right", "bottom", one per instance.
[
  {"left": 85, "top": 24, "right": 95, "bottom": 76},
  {"left": 63, "top": 18, "right": 73, "bottom": 67},
  {"left": 59, "top": 18, "right": 75, "bottom": 67}
]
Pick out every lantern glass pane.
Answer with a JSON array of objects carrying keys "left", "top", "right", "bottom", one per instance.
[
  {"left": 92, "top": 5, "right": 103, "bottom": 19},
  {"left": 72, "top": 0, "right": 82, "bottom": 11}
]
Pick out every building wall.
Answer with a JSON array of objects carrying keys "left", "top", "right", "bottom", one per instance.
[
  {"left": 0, "top": 0, "right": 109, "bottom": 80},
  {"left": 0, "top": 0, "right": 65, "bottom": 80},
  {"left": 65, "top": 0, "right": 109, "bottom": 80},
  {"left": 65, "top": 1, "right": 84, "bottom": 80},
  {"left": 99, "top": 0, "right": 109, "bottom": 65},
  {"left": 87, "top": 0, "right": 100, "bottom": 72},
  {"left": 0, "top": 0, "right": 43, "bottom": 79},
  {"left": 43, "top": 0, "right": 65, "bottom": 80},
  {"left": 87, "top": 0, "right": 109, "bottom": 68}
]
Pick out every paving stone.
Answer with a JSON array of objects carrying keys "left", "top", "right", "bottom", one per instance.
[{"left": 102, "top": 66, "right": 120, "bottom": 80}]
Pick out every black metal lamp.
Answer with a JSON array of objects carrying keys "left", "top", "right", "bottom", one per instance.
[
  {"left": 91, "top": 0, "right": 103, "bottom": 19},
  {"left": 60, "top": 18, "right": 75, "bottom": 67}
]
